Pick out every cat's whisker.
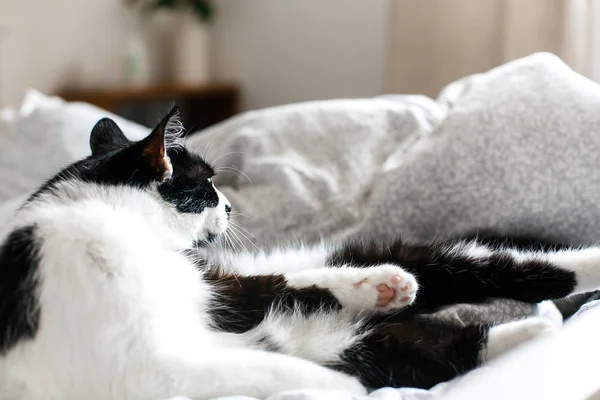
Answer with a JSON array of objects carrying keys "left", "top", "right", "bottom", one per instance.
[
  {"left": 215, "top": 167, "right": 247, "bottom": 182},
  {"left": 201, "top": 133, "right": 219, "bottom": 161},
  {"left": 229, "top": 233, "right": 242, "bottom": 255},
  {"left": 230, "top": 231, "right": 248, "bottom": 255},
  {"left": 223, "top": 236, "right": 233, "bottom": 254},
  {"left": 232, "top": 273, "right": 242, "bottom": 288},
  {"left": 222, "top": 230, "right": 236, "bottom": 253},
  {"left": 224, "top": 228, "right": 243, "bottom": 254},
  {"left": 229, "top": 226, "right": 259, "bottom": 247},
  {"left": 229, "top": 224, "right": 261, "bottom": 253},
  {"left": 215, "top": 165, "right": 252, "bottom": 183},
  {"left": 229, "top": 211, "right": 253, "bottom": 219},
  {"left": 229, "top": 220, "right": 260, "bottom": 242},
  {"left": 227, "top": 226, "right": 249, "bottom": 254},
  {"left": 211, "top": 151, "right": 246, "bottom": 166}
]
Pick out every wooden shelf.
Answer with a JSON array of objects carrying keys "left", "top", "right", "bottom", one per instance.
[{"left": 58, "top": 82, "right": 241, "bottom": 134}]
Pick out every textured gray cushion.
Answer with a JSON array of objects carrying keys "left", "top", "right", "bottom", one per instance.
[{"left": 359, "top": 52, "right": 600, "bottom": 245}]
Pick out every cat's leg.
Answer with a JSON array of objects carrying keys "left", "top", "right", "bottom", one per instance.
[
  {"left": 329, "top": 239, "right": 600, "bottom": 311},
  {"left": 203, "top": 244, "right": 418, "bottom": 312},
  {"left": 330, "top": 314, "right": 557, "bottom": 390},
  {"left": 329, "top": 314, "right": 487, "bottom": 389},
  {"left": 163, "top": 348, "right": 367, "bottom": 399},
  {"left": 285, "top": 264, "right": 418, "bottom": 312},
  {"left": 204, "top": 265, "right": 418, "bottom": 333},
  {"left": 480, "top": 316, "right": 560, "bottom": 362},
  {"left": 204, "top": 269, "right": 342, "bottom": 333}
]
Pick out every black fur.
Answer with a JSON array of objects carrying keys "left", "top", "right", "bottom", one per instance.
[
  {"left": 158, "top": 149, "right": 217, "bottom": 214},
  {"left": 90, "top": 118, "right": 131, "bottom": 156},
  {"left": 28, "top": 140, "right": 163, "bottom": 203},
  {"left": 27, "top": 106, "right": 217, "bottom": 216},
  {"left": 329, "top": 240, "right": 576, "bottom": 312},
  {"left": 206, "top": 238, "right": 580, "bottom": 390},
  {"left": 331, "top": 316, "right": 486, "bottom": 389},
  {"left": 0, "top": 225, "right": 42, "bottom": 355},
  {"left": 203, "top": 269, "right": 340, "bottom": 333}
]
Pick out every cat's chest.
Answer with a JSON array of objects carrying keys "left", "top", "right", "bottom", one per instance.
[{"left": 36, "top": 219, "right": 215, "bottom": 345}]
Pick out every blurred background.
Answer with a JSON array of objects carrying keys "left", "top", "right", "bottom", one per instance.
[{"left": 0, "top": 0, "right": 597, "bottom": 127}]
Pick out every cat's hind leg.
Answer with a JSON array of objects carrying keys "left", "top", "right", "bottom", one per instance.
[
  {"left": 330, "top": 239, "right": 600, "bottom": 311},
  {"left": 480, "top": 316, "right": 560, "bottom": 362},
  {"left": 329, "top": 315, "right": 486, "bottom": 389},
  {"left": 329, "top": 314, "right": 558, "bottom": 390}
]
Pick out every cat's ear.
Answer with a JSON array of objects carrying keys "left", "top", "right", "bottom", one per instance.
[
  {"left": 140, "top": 106, "right": 183, "bottom": 181},
  {"left": 90, "top": 118, "right": 130, "bottom": 156}
]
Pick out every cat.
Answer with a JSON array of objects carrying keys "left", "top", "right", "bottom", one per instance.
[{"left": 1, "top": 106, "right": 599, "bottom": 399}]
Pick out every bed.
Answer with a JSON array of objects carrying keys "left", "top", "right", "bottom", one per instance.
[{"left": 1, "top": 53, "right": 600, "bottom": 399}]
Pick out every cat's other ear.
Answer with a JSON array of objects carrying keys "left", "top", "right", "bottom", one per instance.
[
  {"left": 90, "top": 118, "right": 130, "bottom": 156},
  {"left": 140, "top": 106, "right": 182, "bottom": 181}
]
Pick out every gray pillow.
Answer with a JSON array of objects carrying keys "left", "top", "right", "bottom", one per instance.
[{"left": 360, "top": 52, "right": 600, "bottom": 246}]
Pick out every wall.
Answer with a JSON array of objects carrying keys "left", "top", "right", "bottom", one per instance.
[
  {"left": 212, "top": 0, "right": 391, "bottom": 110},
  {"left": 387, "top": 0, "right": 596, "bottom": 98},
  {"left": 0, "top": 0, "right": 391, "bottom": 110},
  {"left": 0, "top": 0, "right": 145, "bottom": 107}
]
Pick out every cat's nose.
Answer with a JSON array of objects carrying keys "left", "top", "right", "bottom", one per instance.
[{"left": 225, "top": 204, "right": 231, "bottom": 219}]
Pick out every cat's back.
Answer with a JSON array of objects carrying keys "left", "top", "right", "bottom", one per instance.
[{"left": 0, "top": 198, "right": 210, "bottom": 399}]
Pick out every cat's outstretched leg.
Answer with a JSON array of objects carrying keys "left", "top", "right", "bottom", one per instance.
[
  {"left": 480, "top": 316, "right": 560, "bottom": 362},
  {"left": 329, "top": 239, "right": 600, "bottom": 312},
  {"left": 330, "top": 314, "right": 557, "bottom": 390},
  {"left": 205, "top": 264, "right": 418, "bottom": 333},
  {"left": 285, "top": 264, "right": 418, "bottom": 312}
]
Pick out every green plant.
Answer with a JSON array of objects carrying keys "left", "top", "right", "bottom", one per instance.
[{"left": 126, "top": 0, "right": 215, "bottom": 23}]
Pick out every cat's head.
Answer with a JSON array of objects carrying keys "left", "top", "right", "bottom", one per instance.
[{"left": 30, "top": 106, "right": 230, "bottom": 247}]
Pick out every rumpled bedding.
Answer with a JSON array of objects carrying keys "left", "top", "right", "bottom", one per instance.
[
  {"left": 187, "top": 52, "right": 600, "bottom": 325},
  {"left": 2, "top": 52, "right": 600, "bottom": 399}
]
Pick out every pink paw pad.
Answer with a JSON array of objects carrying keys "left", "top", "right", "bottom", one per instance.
[
  {"left": 336, "top": 265, "right": 418, "bottom": 312},
  {"left": 374, "top": 275, "right": 414, "bottom": 307}
]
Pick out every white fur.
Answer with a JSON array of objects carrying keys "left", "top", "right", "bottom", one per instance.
[
  {"left": 446, "top": 240, "right": 493, "bottom": 259},
  {"left": 164, "top": 110, "right": 186, "bottom": 151},
  {"left": 481, "top": 317, "right": 560, "bottom": 362},
  {"left": 286, "top": 264, "right": 418, "bottom": 312},
  {"left": 207, "top": 242, "right": 335, "bottom": 275},
  {"left": 243, "top": 309, "right": 366, "bottom": 364},
  {"left": 496, "top": 246, "right": 600, "bottom": 294},
  {"left": 547, "top": 248, "right": 600, "bottom": 292},
  {"left": 0, "top": 181, "right": 366, "bottom": 399}
]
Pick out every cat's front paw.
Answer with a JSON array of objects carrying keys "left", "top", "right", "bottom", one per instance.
[{"left": 331, "top": 264, "right": 418, "bottom": 312}]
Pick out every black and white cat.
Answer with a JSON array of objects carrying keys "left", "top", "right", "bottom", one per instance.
[{"left": 0, "top": 106, "right": 598, "bottom": 399}]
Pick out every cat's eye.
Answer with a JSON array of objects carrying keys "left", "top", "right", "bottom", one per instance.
[{"left": 207, "top": 178, "right": 212, "bottom": 184}]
